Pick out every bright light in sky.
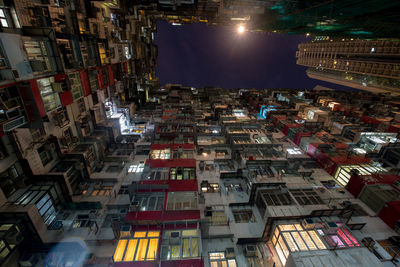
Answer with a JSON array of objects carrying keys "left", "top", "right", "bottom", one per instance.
[{"left": 237, "top": 25, "right": 245, "bottom": 34}]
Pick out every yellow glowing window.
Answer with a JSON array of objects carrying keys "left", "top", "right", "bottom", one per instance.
[
  {"left": 308, "top": 230, "right": 326, "bottom": 249},
  {"left": 147, "top": 231, "right": 160, "bottom": 237},
  {"left": 134, "top": 231, "right": 147, "bottom": 238},
  {"left": 113, "top": 239, "right": 127, "bottom": 262},
  {"left": 123, "top": 239, "right": 137, "bottom": 261},
  {"left": 282, "top": 232, "right": 299, "bottom": 252},
  {"left": 147, "top": 238, "right": 158, "bottom": 260},
  {"left": 182, "top": 229, "right": 198, "bottom": 236},
  {"left": 300, "top": 231, "right": 317, "bottom": 250},
  {"left": 279, "top": 225, "right": 296, "bottom": 231},
  {"left": 294, "top": 224, "right": 303, "bottom": 231},
  {"left": 91, "top": 190, "right": 99, "bottom": 196},
  {"left": 290, "top": 232, "right": 308, "bottom": 251},
  {"left": 135, "top": 239, "right": 148, "bottom": 261}
]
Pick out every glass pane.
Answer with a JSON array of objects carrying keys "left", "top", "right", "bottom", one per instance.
[
  {"left": 135, "top": 239, "right": 148, "bottom": 261},
  {"left": 279, "top": 224, "right": 296, "bottom": 231},
  {"left": 308, "top": 230, "right": 326, "bottom": 249},
  {"left": 278, "top": 236, "right": 289, "bottom": 258},
  {"left": 123, "top": 239, "right": 137, "bottom": 262},
  {"left": 146, "top": 238, "right": 158, "bottom": 260},
  {"left": 299, "top": 231, "right": 317, "bottom": 250},
  {"left": 191, "top": 238, "right": 199, "bottom": 257},
  {"left": 290, "top": 232, "right": 308, "bottom": 251},
  {"left": 209, "top": 252, "right": 225, "bottom": 260},
  {"left": 113, "top": 239, "right": 127, "bottom": 262},
  {"left": 282, "top": 232, "right": 299, "bottom": 252},
  {"left": 134, "top": 231, "right": 147, "bottom": 238},
  {"left": 147, "top": 231, "right": 160, "bottom": 237},
  {"left": 182, "top": 238, "right": 191, "bottom": 258},
  {"left": 182, "top": 229, "right": 198, "bottom": 237},
  {"left": 228, "top": 259, "right": 237, "bottom": 267},
  {"left": 171, "top": 245, "right": 180, "bottom": 259}
]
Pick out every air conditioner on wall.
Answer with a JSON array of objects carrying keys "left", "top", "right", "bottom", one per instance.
[
  {"left": 169, "top": 231, "right": 180, "bottom": 245},
  {"left": 225, "top": 247, "right": 235, "bottom": 258},
  {"left": 244, "top": 244, "right": 257, "bottom": 257},
  {"left": 302, "top": 218, "right": 315, "bottom": 229}
]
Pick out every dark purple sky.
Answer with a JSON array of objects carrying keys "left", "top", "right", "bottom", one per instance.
[{"left": 155, "top": 21, "right": 356, "bottom": 91}]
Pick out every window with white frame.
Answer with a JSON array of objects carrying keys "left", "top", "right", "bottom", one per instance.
[
  {"left": 287, "top": 147, "right": 302, "bottom": 155},
  {"left": 128, "top": 162, "right": 144, "bottom": 173},
  {"left": 143, "top": 167, "right": 168, "bottom": 180},
  {"left": 131, "top": 193, "right": 164, "bottom": 211},
  {"left": 0, "top": 8, "right": 8, "bottom": 27},
  {"left": 209, "top": 252, "right": 237, "bottom": 267},
  {"left": 160, "top": 229, "right": 200, "bottom": 260},
  {"left": 166, "top": 192, "right": 198, "bottom": 210}
]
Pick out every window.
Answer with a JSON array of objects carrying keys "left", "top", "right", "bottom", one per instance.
[
  {"left": 170, "top": 167, "right": 195, "bottom": 180},
  {"left": 128, "top": 162, "right": 145, "bottom": 173},
  {"left": 14, "top": 187, "right": 57, "bottom": 225},
  {"left": 172, "top": 149, "right": 194, "bottom": 159},
  {"left": 113, "top": 231, "right": 160, "bottom": 262},
  {"left": 150, "top": 149, "right": 170, "bottom": 159},
  {"left": 201, "top": 182, "right": 219, "bottom": 193},
  {"left": 0, "top": 9, "right": 8, "bottom": 27},
  {"left": 24, "top": 40, "right": 53, "bottom": 74},
  {"left": 69, "top": 73, "right": 83, "bottom": 100},
  {"left": 167, "top": 192, "right": 197, "bottom": 210},
  {"left": 232, "top": 210, "right": 255, "bottom": 223},
  {"left": 132, "top": 193, "right": 164, "bottom": 211},
  {"left": 72, "top": 215, "right": 94, "bottom": 228},
  {"left": 91, "top": 186, "right": 112, "bottom": 196},
  {"left": 325, "top": 229, "right": 360, "bottom": 248},
  {"left": 77, "top": 98, "right": 86, "bottom": 113},
  {"left": 160, "top": 229, "right": 200, "bottom": 260},
  {"left": 209, "top": 252, "right": 237, "bottom": 267},
  {"left": 290, "top": 189, "right": 324, "bottom": 205},
  {"left": 37, "top": 77, "right": 61, "bottom": 112},
  {"left": 287, "top": 147, "right": 302, "bottom": 155},
  {"left": 333, "top": 164, "right": 387, "bottom": 187},
  {"left": 259, "top": 189, "right": 293, "bottom": 206},
  {"left": 37, "top": 144, "right": 53, "bottom": 166},
  {"left": 205, "top": 206, "right": 227, "bottom": 225},
  {"left": 143, "top": 167, "right": 168, "bottom": 180},
  {"left": 272, "top": 224, "right": 326, "bottom": 266}
]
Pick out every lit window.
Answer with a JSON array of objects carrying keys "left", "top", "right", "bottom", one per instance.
[
  {"left": 209, "top": 251, "right": 237, "bottom": 267},
  {"left": 272, "top": 224, "right": 327, "bottom": 265},
  {"left": 160, "top": 229, "right": 200, "bottom": 260},
  {"left": 0, "top": 9, "right": 8, "bottom": 27},
  {"left": 128, "top": 162, "right": 144, "bottom": 173},
  {"left": 36, "top": 77, "right": 61, "bottom": 112},
  {"left": 287, "top": 148, "right": 302, "bottom": 155},
  {"left": 150, "top": 149, "right": 170, "bottom": 159},
  {"left": 113, "top": 231, "right": 160, "bottom": 262}
]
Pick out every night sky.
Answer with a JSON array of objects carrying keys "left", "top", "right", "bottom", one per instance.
[{"left": 155, "top": 21, "right": 356, "bottom": 91}]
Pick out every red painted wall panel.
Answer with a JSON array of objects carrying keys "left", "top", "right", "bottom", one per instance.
[
  {"left": 59, "top": 91, "right": 73, "bottom": 106},
  {"left": 79, "top": 70, "right": 91, "bottom": 96},
  {"left": 378, "top": 201, "right": 400, "bottom": 229}
]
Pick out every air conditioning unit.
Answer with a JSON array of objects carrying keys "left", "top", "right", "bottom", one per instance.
[
  {"left": 225, "top": 247, "right": 235, "bottom": 258},
  {"left": 324, "top": 222, "right": 338, "bottom": 234},
  {"left": 302, "top": 218, "right": 315, "bottom": 229},
  {"left": 244, "top": 244, "right": 257, "bottom": 257},
  {"left": 169, "top": 231, "right": 180, "bottom": 245}
]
